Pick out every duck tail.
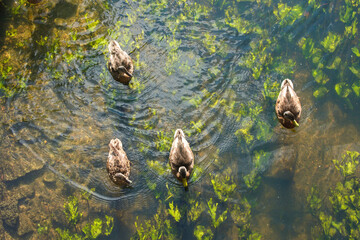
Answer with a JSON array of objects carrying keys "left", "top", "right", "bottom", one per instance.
[
  {"left": 174, "top": 129, "right": 183, "bottom": 138},
  {"left": 286, "top": 85, "right": 291, "bottom": 100},
  {"left": 177, "top": 134, "right": 184, "bottom": 151},
  {"left": 281, "top": 79, "right": 294, "bottom": 90},
  {"left": 109, "top": 138, "right": 122, "bottom": 156}
]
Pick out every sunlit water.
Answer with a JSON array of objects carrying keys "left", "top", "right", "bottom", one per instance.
[{"left": 0, "top": 0, "right": 360, "bottom": 239}]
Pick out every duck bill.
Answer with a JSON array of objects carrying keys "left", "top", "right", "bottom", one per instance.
[
  {"left": 124, "top": 177, "right": 132, "bottom": 184},
  {"left": 122, "top": 66, "right": 133, "bottom": 78},
  {"left": 125, "top": 71, "right": 132, "bottom": 78},
  {"left": 182, "top": 178, "right": 188, "bottom": 188},
  {"left": 292, "top": 120, "right": 299, "bottom": 127}
]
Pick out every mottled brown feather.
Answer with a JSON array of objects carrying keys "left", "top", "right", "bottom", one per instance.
[
  {"left": 169, "top": 129, "right": 194, "bottom": 182},
  {"left": 106, "top": 138, "right": 131, "bottom": 185},
  {"left": 108, "top": 40, "right": 134, "bottom": 85},
  {"left": 275, "top": 79, "right": 302, "bottom": 129}
]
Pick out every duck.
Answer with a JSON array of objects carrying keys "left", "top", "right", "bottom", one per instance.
[
  {"left": 107, "top": 40, "right": 134, "bottom": 85},
  {"left": 275, "top": 79, "right": 302, "bottom": 129},
  {"left": 106, "top": 138, "right": 132, "bottom": 185},
  {"left": 169, "top": 129, "right": 194, "bottom": 189}
]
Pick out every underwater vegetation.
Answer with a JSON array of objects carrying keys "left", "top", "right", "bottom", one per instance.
[
  {"left": 56, "top": 194, "right": 114, "bottom": 240},
  {"left": 133, "top": 151, "right": 261, "bottom": 240},
  {"left": 1, "top": 0, "right": 360, "bottom": 239},
  {"left": 308, "top": 151, "right": 360, "bottom": 239},
  {"left": 243, "top": 150, "right": 271, "bottom": 190},
  {"left": 210, "top": 168, "right": 236, "bottom": 202},
  {"left": 33, "top": 191, "right": 114, "bottom": 240},
  {"left": 298, "top": 0, "right": 360, "bottom": 105}
]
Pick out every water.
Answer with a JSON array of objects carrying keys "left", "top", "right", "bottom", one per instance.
[{"left": 0, "top": 0, "right": 360, "bottom": 239}]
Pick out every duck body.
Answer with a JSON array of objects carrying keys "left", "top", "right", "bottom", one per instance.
[
  {"left": 106, "top": 138, "right": 132, "bottom": 185},
  {"left": 275, "top": 79, "right": 302, "bottom": 129},
  {"left": 169, "top": 129, "right": 194, "bottom": 189},
  {"left": 107, "top": 40, "right": 134, "bottom": 85}
]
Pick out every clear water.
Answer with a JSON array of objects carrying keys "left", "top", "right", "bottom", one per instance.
[{"left": 0, "top": 0, "right": 360, "bottom": 239}]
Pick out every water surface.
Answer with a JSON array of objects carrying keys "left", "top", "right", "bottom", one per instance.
[{"left": 0, "top": 0, "right": 360, "bottom": 239}]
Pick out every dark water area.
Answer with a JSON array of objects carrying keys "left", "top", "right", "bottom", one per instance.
[{"left": 0, "top": 0, "right": 360, "bottom": 239}]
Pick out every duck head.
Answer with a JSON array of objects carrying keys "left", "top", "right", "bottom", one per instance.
[
  {"left": 178, "top": 166, "right": 188, "bottom": 188},
  {"left": 283, "top": 111, "right": 299, "bottom": 127},
  {"left": 114, "top": 172, "right": 132, "bottom": 184}
]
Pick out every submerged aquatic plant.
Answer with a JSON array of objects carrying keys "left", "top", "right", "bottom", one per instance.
[
  {"left": 182, "top": 95, "right": 203, "bottom": 108},
  {"left": 129, "top": 77, "right": 146, "bottom": 94},
  {"left": 234, "top": 100, "right": 272, "bottom": 153},
  {"left": 224, "top": 7, "right": 262, "bottom": 34},
  {"left": 82, "top": 218, "right": 103, "bottom": 239},
  {"left": 272, "top": 58, "right": 296, "bottom": 76},
  {"left": 10, "top": 0, "right": 27, "bottom": 15},
  {"left": 309, "top": 151, "right": 360, "bottom": 239},
  {"left": 321, "top": 32, "right": 342, "bottom": 53},
  {"left": 207, "top": 198, "right": 228, "bottom": 229},
  {"left": 194, "top": 225, "right": 213, "bottom": 240},
  {"left": 53, "top": 193, "right": 114, "bottom": 239},
  {"left": 133, "top": 203, "right": 177, "bottom": 240},
  {"left": 56, "top": 228, "right": 82, "bottom": 240},
  {"left": 37, "top": 222, "right": 50, "bottom": 235},
  {"left": 191, "top": 120, "right": 205, "bottom": 134},
  {"left": 168, "top": 202, "right": 181, "bottom": 222},
  {"left": 229, "top": 197, "right": 262, "bottom": 239},
  {"left": 202, "top": 32, "right": 218, "bottom": 54},
  {"left": 313, "top": 86, "right": 329, "bottom": 98},
  {"left": 64, "top": 196, "right": 82, "bottom": 226},
  {"left": 335, "top": 82, "right": 352, "bottom": 98},
  {"left": 147, "top": 160, "right": 168, "bottom": 176},
  {"left": 210, "top": 168, "right": 237, "bottom": 202},
  {"left": 240, "top": 38, "right": 273, "bottom": 80},
  {"left": 188, "top": 199, "right": 206, "bottom": 222},
  {"left": 155, "top": 131, "right": 172, "bottom": 152},
  {"left": 273, "top": 3, "right": 303, "bottom": 26},
  {"left": 307, "top": 187, "right": 322, "bottom": 216},
  {"left": 298, "top": 37, "right": 322, "bottom": 64},
  {"left": 333, "top": 151, "right": 360, "bottom": 177},
  {"left": 191, "top": 165, "right": 204, "bottom": 182},
  {"left": 243, "top": 150, "right": 270, "bottom": 190}
]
